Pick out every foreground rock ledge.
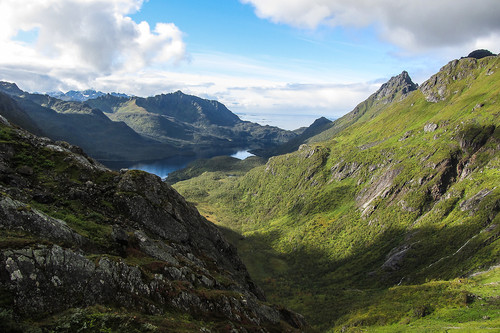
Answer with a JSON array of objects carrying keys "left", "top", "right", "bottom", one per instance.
[{"left": 0, "top": 115, "right": 307, "bottom": 332}]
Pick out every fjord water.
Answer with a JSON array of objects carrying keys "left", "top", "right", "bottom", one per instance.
[
  {"left": 127, "top": 156, "right": 194, "bottom": 179},
  {"left": 230, "top": 150, "right": 255, "bottom": 159},
  {"left": 108, "top": 150, "right": 254, "bottom": 179}
]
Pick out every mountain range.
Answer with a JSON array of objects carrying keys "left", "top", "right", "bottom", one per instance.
[
  {"left": 47, "top": 89, "right": 129, "bottom": 102},
  {"left": 0, "top": 83, "right": 296, "bottom": 165}
]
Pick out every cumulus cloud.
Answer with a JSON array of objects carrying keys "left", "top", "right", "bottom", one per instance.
[
  {"left": 0, "top": 0, "right": 186, "bottom": 89},
  {"left": 241, "top": 0, "right": 500, "bottom": 52}
]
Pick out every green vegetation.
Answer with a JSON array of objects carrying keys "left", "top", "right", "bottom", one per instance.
[
  {"left": 5, "top": 304, "right": 218, "bottom": 333},
  {"left": 348, "top": 268, "right": 500, "bottom": 332},
  {"left": 174, "top": 56, "right": 500, "bottom": 331}
]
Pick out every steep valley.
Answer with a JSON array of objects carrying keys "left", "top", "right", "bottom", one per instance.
[{"left": 173, "top": 55, "right": 500, "bottom": 331}]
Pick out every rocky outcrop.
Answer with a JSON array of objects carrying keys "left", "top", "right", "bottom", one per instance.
[
  {"left": 460, "top": 188, "right": 494, "bottom": 215},
  {"left": 1, "top": 244, "right": 285, "bottom": 325},
  {"left": 356, "top": 167, "right": 402, "bottom": 217},
  {"left": 0, "top": 117, "right": 306, "bottom": 331},
  {"left": 420, "top": 54, "right": 499, "bottom": 102},
  {"left": 374, "top": 71, "right": 418, "bottom": 103},
  {"left": 465, "top": 49, "right": 495, "bottom": 60},
  {"left": 0, "top": 196, "right": 87, "bottom": 246}
]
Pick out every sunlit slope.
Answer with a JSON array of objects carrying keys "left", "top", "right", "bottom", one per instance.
[{"left": 174, "top": 55, "right": 500, "bottom": 330}]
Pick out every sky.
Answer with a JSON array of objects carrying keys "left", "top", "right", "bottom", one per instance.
[{"left": 0, "top": 0, "right": 499, "bottom": 130}]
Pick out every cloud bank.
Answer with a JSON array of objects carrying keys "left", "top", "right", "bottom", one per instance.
[
  {"left": 0, "top": 0, "right": 186, "bottom": 90},
  {"left": 241, "top": 0, "right": 500, "bottom": 52}
]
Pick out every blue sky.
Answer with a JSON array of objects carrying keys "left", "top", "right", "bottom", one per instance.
[{"left": 1, "top": 0, "right": 499, "bottom": 129}]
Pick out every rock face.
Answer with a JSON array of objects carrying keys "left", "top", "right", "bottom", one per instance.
[
  {"left": 374, "top": 71, "right": 418, "bottom": 103},
  {"left": 0, "top": 115, "right": 306, "bottom": 332},
  {"left": 465, "top": 49, "right": 495, "bottom": 59},
  {"left": 419, "top": 55, "right": 496, "bottom": 103}
]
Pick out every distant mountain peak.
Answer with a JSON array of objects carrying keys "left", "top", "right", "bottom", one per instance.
[
  {"left": 47, "top": 90, "right": 129, "bottom": 102},
  {"left": 374, "top": 71, "right": 417, "bottom": 103},
  {"left": 309, "top": 116, "right": 332, "bottom": 127}
]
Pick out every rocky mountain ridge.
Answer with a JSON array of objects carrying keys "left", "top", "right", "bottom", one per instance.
[
  {"left": 287, "top": 70, "right": 419, "bottom": 147},
  {"left": 0, "top": 114, "right": 306, "bottom": 332}
]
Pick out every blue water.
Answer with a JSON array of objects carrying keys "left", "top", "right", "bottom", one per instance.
[
  {"left": 127, "top": 156, "right": 194, "bottom": 179},
  {"left": 230, "top": 150, "right": 255, "bottom": 159},
  {"left": 112, "top": 150, "right": 254, "bottom": 180}
]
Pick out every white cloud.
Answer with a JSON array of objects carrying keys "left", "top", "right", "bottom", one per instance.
[
  {"left": 89, "top": 51, "right": 379, "bottom": 125},
  {"left": 0, "top": 0, "right": 186, "bottom": 88},
  {"left": 240, "top": 0, "right": 500, "bottom": 53},
  {"left": 0, "top": 0, "right": 454, "bottom": 130}
]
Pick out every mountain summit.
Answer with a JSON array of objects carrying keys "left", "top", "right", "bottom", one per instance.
[
  {"left": 373, "top": 70, "right": 418, "bottom": 103},
  {"left": 465, "top": 49, "right": 496, "bottom": 59}
]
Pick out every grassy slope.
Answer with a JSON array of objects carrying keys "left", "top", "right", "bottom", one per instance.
[{"left": 174, "top": 56, "right": 500, "bottom": 331}]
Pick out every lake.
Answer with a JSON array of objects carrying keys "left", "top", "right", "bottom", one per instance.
[{"left": 107, "top": 150, "right": 255, "bottom": 180}]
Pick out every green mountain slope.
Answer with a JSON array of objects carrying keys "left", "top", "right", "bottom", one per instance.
[{"left": 174, "top": 55, "right": 500, "bottom": 331}]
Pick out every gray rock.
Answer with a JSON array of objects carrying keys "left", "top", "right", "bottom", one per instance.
[
  {"left": 460, "top": 188, "right": 494, "bottom": 214},
  {"left": 382, "top": 244, "right": 411, "bottom": 271},
  {"left": 424, "top": 123, "right": 438, "bottom": 132},
  {"left": 133, "top": 230, "right": 179, "bottom": 266},
  {"left": 0, "top": 196, "right": 87, "bottom": 246}
]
